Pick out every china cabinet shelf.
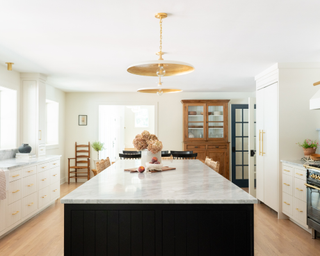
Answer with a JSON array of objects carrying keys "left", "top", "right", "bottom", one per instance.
[{"left": 182, "top": 99, "right": 230, "bottom": 180}]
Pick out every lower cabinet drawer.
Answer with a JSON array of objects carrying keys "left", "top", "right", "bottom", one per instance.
[
  {"left": 51, "top": 182, "right": 60, "bottom": 201},
  {"left": 294, "top": 178, "right": 307, "bottom": 202},
  {"left": 282, "top": 174, "right": 293, "bottom": 195},
  {"left": 6, "top": 200, "right": 21, "bottom": 227},
  {"left": 38, "top": 170, "right": 51, "bottom": 190},
  {"left": 282, "top": 192, "right": 293, "bottom": 217},
  {"left": 293, "top": 198, "right": 307, "bottom": 226},
  {"left": 23, "top": 174, "right": 37, "bottom": 198},
  {"left": 50, "top": 167, "right": 60, "bottom": 185},
  {"left": 186, "top": 145, "right": 206, "bottom": 150},
  {"left": 38, "top": 186, "right": 51, "bottom": 209},
  {"left": 22, "top": 193, "right": 38, "bottom": 218},
  {"left": 8, "top": 179, "right": 22, "bottom": 205}
]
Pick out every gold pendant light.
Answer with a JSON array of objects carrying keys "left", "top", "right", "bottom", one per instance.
[
  {"left": 129, "top": 13, "right": 194, "bottom": 94},
  {"left": 6, "top": 62, "right": 14, "bottom": 71}
]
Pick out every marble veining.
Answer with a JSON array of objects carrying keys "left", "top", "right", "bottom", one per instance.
[
  {"left": 0, "top": 155, "right": 61, "bottom": 169},
  {"left": 61, "top": 159, "right": 258, "bottom": 204},
  {"left": 0, "top": 148, "right": 18, "bottom": 161},
  {"left": 281, "top": 159, "right": 308, "bottom": 168}
]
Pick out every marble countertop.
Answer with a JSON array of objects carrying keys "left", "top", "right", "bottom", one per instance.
[
  {"left": 281, "top": 159, "right": 309, "bottom": 168},
  {"left": 0, "top": 155, "right": 61, "bottom": 169},
  {"left": 61, "top": 159, "right": 258, "bottom": 205}
]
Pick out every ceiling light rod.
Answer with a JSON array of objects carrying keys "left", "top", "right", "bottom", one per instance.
[{"left": 6, "top": 62, "right": 14, "bottom": 71}]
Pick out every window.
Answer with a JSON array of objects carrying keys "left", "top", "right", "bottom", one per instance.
[
  {"left": 135, "top": 108, "right": 149, "bottom": 127},
  {"left": 46, "top": 100, "right": 59, "bottom": 145},
  {"left": 0, "top": 87, "right": 17, "bottom": 149}
]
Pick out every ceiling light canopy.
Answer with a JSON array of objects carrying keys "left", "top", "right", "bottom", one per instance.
[
  {"left": 6, "top": 62, "right": 14, "bottom": 71},
  {"left": 128, "top": 13, "right": 194, "bottom": 94}
]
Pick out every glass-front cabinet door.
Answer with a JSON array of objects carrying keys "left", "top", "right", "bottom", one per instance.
[
  {"left": 207, "top": 103, "right": 226, "bottom": 141},
  {"left": 185, "top": 103, "right": 206, "bottom": 140}
]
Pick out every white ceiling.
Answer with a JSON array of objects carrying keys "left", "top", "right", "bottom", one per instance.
[{"left": 1, "top": 0, "right": 320, "bottom": 92}]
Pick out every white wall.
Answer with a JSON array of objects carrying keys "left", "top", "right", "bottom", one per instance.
[
  {"left": 46, "top": 84, "right": 66, "bottom": 183},
  {"left": 65, "top": 91, "right": 255, "bottom": 180},
  {"left": 124, "top": 106, "right": 155, "bottom": 148},
  {"left": 0, "top": 65, "right": 20, "bottom": 148},
  {"left": 278, "top": 65, "right": 320, "bottom": 160}
]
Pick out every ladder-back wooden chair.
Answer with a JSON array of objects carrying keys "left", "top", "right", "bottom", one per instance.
[{"left": 68, "top": 142, "right": 90, "bottom": 183}]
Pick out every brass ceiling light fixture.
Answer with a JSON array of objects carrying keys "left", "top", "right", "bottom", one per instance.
[
  {"left": 6, "top": 62, "right": 14, "bottom": 71},
  {"left": 127, "top": 13, "right": 194, "bottom": 95}
]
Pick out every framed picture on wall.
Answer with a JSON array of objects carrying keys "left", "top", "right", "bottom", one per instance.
[{"left": 78, "top": 115, "right": 87, "bottom": 126}]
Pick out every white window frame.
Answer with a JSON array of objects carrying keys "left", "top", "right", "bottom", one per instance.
[{"left": 46, "top": 99, "right": 59, "bottom": 149}]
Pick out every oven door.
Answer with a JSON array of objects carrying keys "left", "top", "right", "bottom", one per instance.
[{"left": 306, "top": 184, "right": 320, "bottom": 222}]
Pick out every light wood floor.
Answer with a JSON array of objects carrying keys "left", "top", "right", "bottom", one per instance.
[{"left": 0, "top": 183, "right": 320, "bottom": 256}]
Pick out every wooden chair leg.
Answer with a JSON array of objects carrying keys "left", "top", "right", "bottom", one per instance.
[{"left": 75, "top": 170, "right": 77, "bottom": 183}]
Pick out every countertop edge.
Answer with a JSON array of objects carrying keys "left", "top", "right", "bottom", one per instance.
[
  {"left": 0, "top": 155, "right": 62, "bottom": 169},
  {"left": 280, "top": 159, "right": 306, "bottom": 168}
]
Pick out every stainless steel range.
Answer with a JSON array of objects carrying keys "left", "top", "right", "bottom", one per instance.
[{"left": 305, "top": 163, "right": 320, "bottom": 239}]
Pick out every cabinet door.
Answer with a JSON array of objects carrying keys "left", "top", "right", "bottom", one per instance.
[
  {"left": 183, "top": 103, "right": 206, "bottom": 141},
  {"left": 207, "top": 102, "right": 228, "bottom": 141},
  {"left": 207, "top": 149, "right": 226, "bottom": 177}
]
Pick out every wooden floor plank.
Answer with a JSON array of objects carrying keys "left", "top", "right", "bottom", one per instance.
[{"left": 0, "top": 183, "right": 320, "bottom": 255}]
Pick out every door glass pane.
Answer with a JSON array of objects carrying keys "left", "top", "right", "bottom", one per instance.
[
  {"left": 243, "top": 109, "right": 249, "bottom": 122},
  {"left": 243, "top": 123, "right": 248, "bottom": 136},
  {"left": 236, "top": 152, "right": 242, "bottom": 165},
  {"left": 208, "top": 105, "right": 223, "bottom": 119},
  {"left": 236, "top": 138, "right": 242, "bottom": 150},
  {"left": 243, "top": 138, "right": 248, "bottom": 150},
  {"left": 236, "top": 123, "right": 242, "bottom": 136},
  {"left": 243, "top": 166, "right": 248, "bottom": 179},
  {"left": 243, "top": 152, "right": 248, "bottom": 165},
  {"left": 235, "top": 109, "right": 242, "bottom": 122},
  {"left": 188, "top": 122, "right": 204, "bottom": 138},
  {"left": 208, "top": 128, "right": 223, "bottom": 138},
  {"left": 236, "top": 166, "right": 242, "bottom": 179}
]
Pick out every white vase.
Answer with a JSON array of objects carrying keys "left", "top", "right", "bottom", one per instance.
[{"left": 141, "top": 149, "right": 161, "bottom": 166}]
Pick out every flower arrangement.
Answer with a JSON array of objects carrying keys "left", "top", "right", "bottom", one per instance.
[
  {"left": 133, "top": 130, "right": 163, "bottom": 154},
  {"left": 91, "top": 141, "right": 105, "bottom": 160},
  {"left": 297, "top": 139, "right": 318, "bottom": 149}
]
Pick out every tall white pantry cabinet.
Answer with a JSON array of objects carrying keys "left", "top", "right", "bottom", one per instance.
[
  {"left": 21, "top": 73, "right": 47, "bottom": 156},
  {"left": 255, "top": 63, "right": 320, "bottom": 221}
]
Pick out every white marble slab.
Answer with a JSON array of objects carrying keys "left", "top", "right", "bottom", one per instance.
[
  {"left": 0, "top": 155, "right": 61, "bottom": 169},
  {"left": 61, "top": 159, "right": 258, "bottom": 204},
  {"left": 281, "top": 159, "right": 308, "bottom": 168}
]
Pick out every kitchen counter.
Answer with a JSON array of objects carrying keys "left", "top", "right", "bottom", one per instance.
[
  {"left": 281, "top": 159, "right": 307, "bottom": 168},
  {"left": 0, "top": 155, "right": 61, "bottom": 169},
  {"left": 61, "top": 159, "right": 257, "bottom": 204},
  {"left": 63, "top": 159, "right": 256, "bottom": 255}
]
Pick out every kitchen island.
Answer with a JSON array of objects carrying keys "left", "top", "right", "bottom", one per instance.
[{"left": 61, "top": 159, "right": 257, "bottom": 256}]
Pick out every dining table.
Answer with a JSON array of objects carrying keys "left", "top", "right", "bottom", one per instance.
[{"left": 61, "top": 159, "right": 257, "bottom": 256}]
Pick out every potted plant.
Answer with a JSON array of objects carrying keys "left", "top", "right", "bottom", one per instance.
[
  {"left": 91, "top": 141, "right": 105, "bottom": 160},
  {"left": 297, "top": 139, "right": 318, "bottom": 156}
]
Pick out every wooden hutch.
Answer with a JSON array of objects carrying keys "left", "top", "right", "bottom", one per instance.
[{"left": 181, "top": 100, "right": 230, "bottom": 179}]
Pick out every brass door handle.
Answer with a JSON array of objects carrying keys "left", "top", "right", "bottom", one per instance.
[
  {"left": 283, "top": 183, "right": 290, "bottom": 186},
  {"left": 39, "top": 130, "right": 42, "bottom": 140},
  {"left": 305, "top": 183, "right": 320, "bottom": 191},
  {"left": 261, "top": 130, "right": 265, "bottom": 156},
  {"left": 259, "top": 130, "right": 261, "bottom": 155},
  {"left": 296, "top": 208, "right": 303, "bottom": 213},
  {"left": 284, "top": 201, "right": 290, "bottom": 205},
  {"left": 296, "top": 188, "right": 303, "bottom": 191}
]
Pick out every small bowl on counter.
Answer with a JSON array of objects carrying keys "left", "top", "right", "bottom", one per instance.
[{"left": 310, "top": 154, "right": 320, "bottom": 161}]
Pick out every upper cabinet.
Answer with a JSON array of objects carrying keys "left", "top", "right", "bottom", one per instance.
[{"left": 182, "top": 100, "right": 229, "bottom": 142}]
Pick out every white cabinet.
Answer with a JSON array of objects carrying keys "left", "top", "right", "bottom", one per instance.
[
  {"left": 256, "top": 82, "right": 279, "bottom": 212},
  {"left": 282, "top": 163, "right": 307, "bottom": 229},
  {"left": 0, "top": 156, "right": 61, "bottom": 237},
  {"left": 21, "top": 73, "right": 47, "bottom": 156}
]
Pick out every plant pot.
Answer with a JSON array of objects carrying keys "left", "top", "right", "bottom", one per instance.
[
  {"left": 18, "top": 143, "right": 32, "bottom": 153},
  {"left": 303, "top": 148, "right": 316, "bottom": 156},
  {"left": 141, "top": 149, "right": 161, "bottom": 166}
]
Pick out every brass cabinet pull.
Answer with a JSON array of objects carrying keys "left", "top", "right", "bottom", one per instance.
[
  {"left": 27, "top": 170, "right": 34, "bottom": 173},
  {"left": 53, "top": 174, "right": 58, "bottom": 177},
  {"left": 28, "top": 202, "right": 34, "bottom": 206},
  {"left": 283, "top": 183, "right": 290, "bottom": 186},
  {"left": 12, "top": 174, "right": 19, "bottom": 178},
  {"left": 305, "top": 183, "right": 320, "bottom": 191},
  {"left": 259, "top": 130, "right": 261, "bottom": 155},
  {"left": 27, "top": 184, "right": 34, "bottom": 187},
  {"left": 296, "top": 173, "right": 303, "bottom": 176},
  {"left": 261, "top": 130, "right": 265, "bottom": 156},
  {"left": 53, "top": 163, "right": 57, "bottom": 165},
  {"left": 42, "top": 195, "right": 47, "bottom": 198},
  {"left": 284, "top": 201, "right": 290, "bottom": 205},
  {"left": 42, "top": 178, "right": 47, "bottom": 181},
  {"left": 39, "top": 130, "right": 42, "bottom": 140},
  {"left": 12, "top": 190, "right": 20, "bottom": 193},
  {"left": 284, "top": 169, "right": 290, "bottom": 172},
  {"left": 296, "top": 188, "right": 303, "bottom": 192},
  {"left": 53, "top": 189, "right": 58, "bottom": 192},
  {"left": 296, "top": 208, "right": 303, "bottom": 213},
  {"left": 12, "top": 211, "right": 19, "bottom": 215},
  {"left": 42, "top": 166, "right": 46, "bottom": 169}
]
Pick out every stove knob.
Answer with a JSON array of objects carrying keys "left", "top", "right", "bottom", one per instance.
[{"left": 311, "top": 174, "right": 315, "bottom": 178}]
